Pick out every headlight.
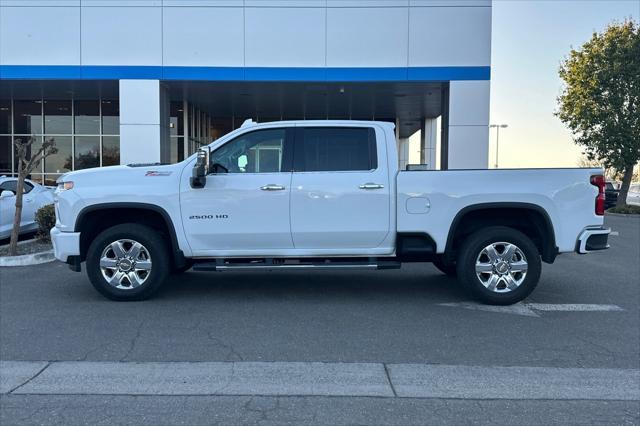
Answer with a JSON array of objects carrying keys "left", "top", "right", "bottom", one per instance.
[{"left": 56, "top": 181, "right": 74, "bottom": 191}]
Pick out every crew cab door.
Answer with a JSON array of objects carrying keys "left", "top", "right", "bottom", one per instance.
[
  {"left": 290, "top": 125, "right": 391, "bottom": 251},
  {"left": 180, "top": 127, "right": 294, "bottom": 254}
]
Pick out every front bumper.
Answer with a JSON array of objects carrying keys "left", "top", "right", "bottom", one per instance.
[
  {"left": 50, "top": 227, "right": 80, "bottom": 263},
  {"left": 576, "top": 227, "right": 610, "bottom": 254}
]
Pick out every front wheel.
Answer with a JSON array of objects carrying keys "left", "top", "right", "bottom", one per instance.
[
  {"left": 86, "top": 224, "right": 170, "bottom": 301},
  {"left": 456, "top": 226, "right": 541, "bottom": 305}
]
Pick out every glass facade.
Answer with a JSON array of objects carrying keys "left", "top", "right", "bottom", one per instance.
[{"left": 0, "top": 96, "right": 120, "bottom": 185}]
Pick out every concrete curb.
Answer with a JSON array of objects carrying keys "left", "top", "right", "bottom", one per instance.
[{"left": 0, "top": 249, "right": 55, "bottom": 267}]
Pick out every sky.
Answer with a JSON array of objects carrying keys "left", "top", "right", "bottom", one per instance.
[{"left": 490, "top": 0, "right": 639, "bottom": 168}]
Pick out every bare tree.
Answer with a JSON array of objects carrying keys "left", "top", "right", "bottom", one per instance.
[{"left": 8, "top": 136, "right": 57, "bottom": 256}]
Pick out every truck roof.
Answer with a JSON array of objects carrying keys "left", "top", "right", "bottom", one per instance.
[{"left": 240, "top": 119, "right": 396, "bottom": 130}]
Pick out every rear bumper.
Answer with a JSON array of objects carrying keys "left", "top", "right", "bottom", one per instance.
[
  {"left": 576, "top": 227, "right": 610, "bottom": 254},
  {"left": 50, "top": 227, "right": 80, "bottom": 263}
]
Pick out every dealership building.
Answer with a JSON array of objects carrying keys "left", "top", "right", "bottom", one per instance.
[{"left": 0, "top": 0, "right": 491, "bottom": 185}]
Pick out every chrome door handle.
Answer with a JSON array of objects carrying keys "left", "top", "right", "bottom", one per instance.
[
  {"left": 359, "top": 183, "right": 384, "bottom": 190},
  {"left": 260, "top": 184, "right": 286, "bottom": 191}
]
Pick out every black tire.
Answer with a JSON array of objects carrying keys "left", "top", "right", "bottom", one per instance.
[
  {"left": 86, "top": 224, "right": 170, "bottom": 301},
  {"left": 456, "top": 226, "right": 541, "bottom": 305},
  {"left": 433, "top": 256, "right": 457, "bottom": 276}
]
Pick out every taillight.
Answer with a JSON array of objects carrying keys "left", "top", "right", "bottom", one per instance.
[{"left": 590, "top": 175, "right": 605, "bottom": 216}]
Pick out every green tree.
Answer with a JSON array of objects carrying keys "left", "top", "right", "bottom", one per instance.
[{"left": 557, "top": 20, "right": 640, "bottom": 206}]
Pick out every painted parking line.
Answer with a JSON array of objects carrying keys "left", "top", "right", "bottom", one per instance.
[
  {"left": 526, "top": 303, "right": 624, "bottom": 312},
  {"left": 438, "top": 302, "right": 625, "bottom": 316},
  {"left": 2, "top": 361, "right": 638, "bottom": 401}
]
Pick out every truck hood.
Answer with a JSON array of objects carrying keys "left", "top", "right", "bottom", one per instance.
[{"left": 59, "top": 162, "right": 185, "bottom": 189}]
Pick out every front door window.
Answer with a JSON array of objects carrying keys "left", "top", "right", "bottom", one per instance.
[{"left": 211, "top": 129, "right": 286, "bottom": 174}]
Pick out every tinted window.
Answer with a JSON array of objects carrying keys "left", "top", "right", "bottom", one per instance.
[
  {"left": 0, "top": 180, "right": 33, "bottom": 194},
  {"left": 605, "top": 183, "right": 615, "bottom": 190},
  {"left": 211, "top": 129, "right": 286, "bottom": 173},
  {"left": 296, "top": 127, "right": 377, "bottom": 172}
]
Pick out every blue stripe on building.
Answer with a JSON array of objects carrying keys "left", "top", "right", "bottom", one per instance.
[{"left": 0, "top": 66, "right": 490, "bottom": 82}]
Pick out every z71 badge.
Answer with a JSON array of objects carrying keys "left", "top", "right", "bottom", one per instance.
[{"left": 145, "top": 171, "right": 173, "bottom": 177}]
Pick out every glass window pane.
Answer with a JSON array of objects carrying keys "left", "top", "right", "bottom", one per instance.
[
  {"left": 102, "top": 136, "right": 120, "bottom": 166},
  {"left": 13, "top": 100, "right": 42, "bottom": 134},
  {"left": 170, "top": 102, "right": 184, "bottom": 136},
  {"left": 43, "top": 175, "right": 60, "bottom": 186},
  {"left": 74, "top": 136, "right": 100, "bottom": 170},
  {"left": 13, "top": 136, "right": 35, "bottom": 174},
  {"left": 212, "top": 129, "right": 285, "bottom": 173},
  {"left": 170, "top": 136, "right": 184, "bottom": 164},
  {"left": 44, "top": 100, "right": 72, "bottom": 134},
  {"left": 0, "top": 136, "right": 11, "bottom": 174},
  {"left": 0, "top": 100, "right": 10, "bottom": 134},
  {"left": 74, "top": 100, "right": 100, "bottom": 134},
  {"left": 297, "top": 127, "right": 377, "bottom": 172},
  {"left": 101, "top": 100, "right": 119, "bottom": 134},
  {"left": 44, "top": 136, "right": 72, "bottom": 175}
]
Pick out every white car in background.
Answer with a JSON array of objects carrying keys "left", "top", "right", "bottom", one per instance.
[
  {"left": 0, "top": 177, "right": 55, "bottom": 239},
  {"left": 626, "top": 184, "right": 640, "bottom": 206}
]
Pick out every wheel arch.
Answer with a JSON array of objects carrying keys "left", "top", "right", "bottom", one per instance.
[
  {"left": 74, "top": 202, "right": 186, "bottom": 268},
  {"left": 444, "top": 202, "right": 558, "bottom": 263}
]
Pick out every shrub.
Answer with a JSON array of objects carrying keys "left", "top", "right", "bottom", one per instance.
[
  {"left": 607, "top": 205, "right": 640, "bottom": 215},
  {"left": 35, "top": 204, "right": 56, "bottom": 241}
]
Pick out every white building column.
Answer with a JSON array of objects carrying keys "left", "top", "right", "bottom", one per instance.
[
  {"left": 447, "top": 81, "right": 490, "bottom": 169},
  {"left": 119, "top": 80, "right": 170, "bottom": 165},
  {"left": 421, "top": 118, "right": 438, "bottom": 170},
  {"left": 397, "top": 138, "right": 410, "bottom": 171}
]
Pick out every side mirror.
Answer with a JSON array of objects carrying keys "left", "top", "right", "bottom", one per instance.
[
  {"left": 0, "top": 190, "right": 15, "bottom": 199},
  {"left": 190, "top": 147, "right": 210, "bottom": 189}
]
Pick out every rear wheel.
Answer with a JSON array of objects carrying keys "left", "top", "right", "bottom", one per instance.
[
  {"left": 86, "top": 224, "right": 170, "bottom": 301},
  {"left": 456, "top": 226, "right": 541, "bottom": 305}
]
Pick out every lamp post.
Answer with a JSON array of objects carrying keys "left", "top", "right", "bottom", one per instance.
[{"left": 489, "top": 124, "right": 508, "bottom": 169}]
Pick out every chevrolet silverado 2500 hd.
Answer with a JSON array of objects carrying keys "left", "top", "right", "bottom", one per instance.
[{"left": 51, "top": 120, "right": 610, "bottom": 304}]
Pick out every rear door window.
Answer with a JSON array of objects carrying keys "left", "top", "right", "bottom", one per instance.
[{"left": 294, "top": 127, "right": 377, "bottom": 172}]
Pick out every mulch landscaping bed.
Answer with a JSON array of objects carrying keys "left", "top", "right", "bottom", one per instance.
[{"left": 0, "top": 239, "right": 52, "bottom": 257}]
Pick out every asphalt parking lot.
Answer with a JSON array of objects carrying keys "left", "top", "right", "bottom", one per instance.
[{"left": 1, "top": 215, "right": 639, "bottom": 425}]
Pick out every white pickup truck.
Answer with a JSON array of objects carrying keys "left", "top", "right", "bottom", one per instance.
[{"left": 51, "top": 120, "right": 610, "bottom": 305}]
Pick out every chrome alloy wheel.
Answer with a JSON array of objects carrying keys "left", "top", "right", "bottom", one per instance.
[
  {"left": 99, "top": 239, "right": 152, "bottom": 290},
  {"left": 475, "top": 242, "right": 528, "bottom": 293}
]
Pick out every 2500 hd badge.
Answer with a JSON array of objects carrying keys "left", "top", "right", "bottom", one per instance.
[{"left": 189, "top": 214, "right": 228, "bottom": 219}]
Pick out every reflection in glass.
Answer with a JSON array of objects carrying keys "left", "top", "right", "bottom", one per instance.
[
  {"left": 102, "top": 100, "right": 119, "bottom": 134},
  {"left": 0, "top": 100, "right": 10, "bottom": 134},
  {"left": 44, "top": 100, "right": 72, "bottom": 134},
  {"left": 170, "top": 137, "right": 184, "bottom": 164},
  {"left": 13, "top": 100, "right": 42, "bottom": 134},
  {"left": 74, "top": 101, "right": 100, "bottom": 134},
  {"left": 44, "top": 136, "right": 72, "bottom": 175},
  {"left": 0, "top": 136, "right": 11, "bottom": 174},
  {"left": 74, "top": 136, "right": 100, "bottom": 170},
  {"left": 102, "top": 136, "right": 120, "bottom": 166},
  {"left": 12, "top": 136, "right": 34, "bottom": 173}
]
